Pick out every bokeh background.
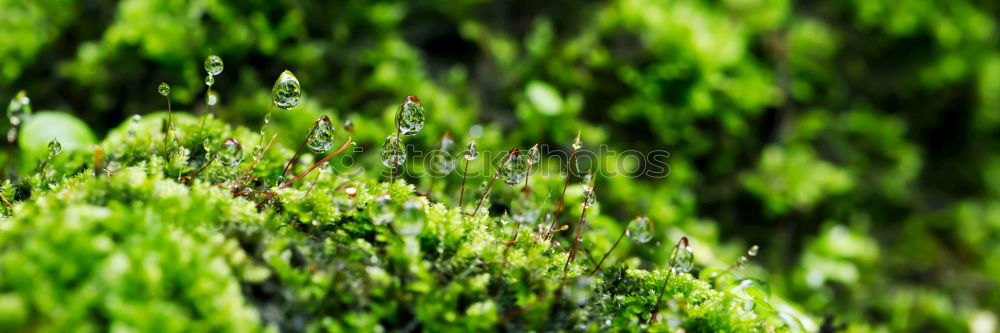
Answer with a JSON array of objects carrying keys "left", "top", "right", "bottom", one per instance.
[{"left": 2, "top": 0, "right": 999, "bottom": 331}]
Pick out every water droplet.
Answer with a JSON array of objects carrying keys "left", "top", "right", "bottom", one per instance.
[
  {"left": 582, "top": 173, "right": 594, "bottom": 192},
  {"left": 371, "top": 194, "right": 394, "bottom": 226},
  {"left": 627, "top": 216, "right": 653, "bottom": 243},
  {"left": 395, "top": 95, "right": 425, "bottom": 136},
  {"left": 272, "top": 70, "right": 301, "bottom": 110},
  {"left": 307, "top": 116, "right": 335, "bottom": 153},
  {"left": 47, "top": 138, "right": 62, "bottom": 157},
  {"left": 464, "top": 141, "right": 479, "bottom": 160},
  {"left": 380, "top": 135, "right": 406, "bottom": 167},
  {"left": 499, "top": 211, "right": 511, "bottom": 225},
  {"left": 7, "top": 90, "right": 32, "bottom": 127},
  {"left": 572, "top": 131, "right": 583, "bottom": 150},
  {"left": 205, "top": 74, "right": 215, "bottom": 87},
  {"left": 158, "top": 83, "right": 171, "bottom": 97},
  {"left": 397, "top": 199, "right": 424, "bottom": 236},
  {"left": 747, "top": 245, "right": 759, "bottom": 257},
  {"left": 343, "top": 119, "right": 354, "bottom": 133},
  {"left": 206, "top": 90, "right": 219, "bottom": 106},
  {"left": 582, "top": 189, "right": 597, "bottom": 208},
  {"left": 202, "top": 138, "right": 213, "bottom": 159},
  {"left": 672, "top": 238, "right": 694, "bottom": 273},
  {"left": 527, "top": 144, "right": 540, "bottom": 165},
  {"left": 219, "top": 138, "right": 244, "bottom": 167},
  {"left": 500, "top": 150, "right": 528, "bottom": 186},
  {"left": 204, "top": 55, "right": 224, "bottom": 76}
]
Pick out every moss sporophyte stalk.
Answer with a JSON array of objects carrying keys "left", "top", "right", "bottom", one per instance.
[{"left": 0, "top": 61, "right": 807, "bottom": 332}]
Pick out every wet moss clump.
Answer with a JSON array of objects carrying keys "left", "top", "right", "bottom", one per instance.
[{"left": 0, "top": 113, "right": 803, "bottom": 332}]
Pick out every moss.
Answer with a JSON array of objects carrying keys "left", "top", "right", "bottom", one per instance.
[{"left": 0, "top": 114, "right": 797, "bottom": 332}]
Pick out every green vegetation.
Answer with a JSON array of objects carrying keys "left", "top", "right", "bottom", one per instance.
[{"left": 2, "top": 0, "right": 1000, "bottom": 331}]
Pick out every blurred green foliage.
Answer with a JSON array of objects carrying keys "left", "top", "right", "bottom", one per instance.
[{"left": 1, "top": 0, "right": 999, "bottom": 331}]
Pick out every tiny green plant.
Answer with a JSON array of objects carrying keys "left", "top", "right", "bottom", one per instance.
[
  {"left": 649, "top": 236, "right": 695, "bottom": 324},
  {"left": 544, "top": 131, "right": 583, "bottom": 241},
  {"left": 386, "top": 95, "right": 425, "bottom": 184},
  {"left": 457, "top": 140, "right": 477, "bottom": 208},
  {"left": 590, "top": 215, "right": 654, "bottom": 276},
  {"left": 157, "top": 82, "right": 172, "bottom": 160},
  {"left": 471, "top": 147, "right": 519, "bottom": 215}
]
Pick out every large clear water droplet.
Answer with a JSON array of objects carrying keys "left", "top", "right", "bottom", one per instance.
[
  {"left": 672, "top": 238, "right": 695, "bottom": 273},
  {"left": 47, "top": 138, "right": 62, "bottom": 157},
  {"left": 500, "top": 150, "right": 529, "bottom": 185},
  {"left": 397, "top": 199, "right": 424, "bottom": 236},
  {"left": 626, "top": 216, "right": 653, "bottom": 243},
  {"left": 206, "top": 90, "right": 219, "bottom": 106},
  {"left": 396, "top": 95, "right": 425, "bottom": 136},
  {"left": 464, "top": 141, "right": 478, "bottom": 160},
  {"left": 158, "top": 83, "right": 171, "bottom": 97},
  {"left": 204, "top": 55, "right": 224, "bottom": 76},
  {"left": 205, "top": 74, "right": 215, "bottom": 87},
  {"left": 572, "top": 131, "right": 583, "bottom": 150},
  {"left": 219, "top": 138, "right": 244, "bottom": 167},
  {"left": 272, "top": 70, "right": 301, "bottom": 110},
  {"left": 7, "top": 90, "right": 32, "bottom": 127},
  {"left": 380, "top": 135, "right": 406, "bottom": 167},
  {"left": 527, "top": 144, "right": 540, "bottom": 165},
  {"left": 307, "top": 116, "right": 335, "bottom": 153}
]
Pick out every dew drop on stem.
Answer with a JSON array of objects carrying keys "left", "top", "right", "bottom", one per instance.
[
  {"left": 272, "top": 70, "right": 301, "bottom": 110},
  {"left": 204, "top": 55, "right": 224, "bottom": 76},
  {"left": 219, "top": 138, "right": 244, "bottom": 167},
  {"left": 464, "top": 141, "right": 479, "bottom": 161},
  {"left": 380, "top": 135, "right": 406, "bottom": 168},
  {"left": 158, "top": 83, "right": 170, "bottom": 97},
  {"left": 500, "top": 150, "right": 528, "bottom": 186},
  {"left": 47, "top": 138, "right": 62, "bottom": 157},
  {"left": 307, "top": 116, "right": 335, "bottom": 153},
  {"left": 671, "top": 238, "right": 695, "bottom": 273},
  {"left": 396, "top": 95, "right": 425, "bottom": 136}
]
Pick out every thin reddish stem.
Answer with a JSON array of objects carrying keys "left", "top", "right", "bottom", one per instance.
[
  {"left": 649, "top": 237, "right": 689, "bottom": 324},
  {"left": 590, "top": 227, "right": 628, "bottom": 276},
  {"left": 458, "top": 159, "right": 470, "bottom": 208},
  {"left": 544, "top": 149, "right": 578, "bottom": 241},
  {"left": 278, "top": 120, "right": 320, "bottom": 184},
  {"left": 238, "top": 133, "right": 278, "bottom": 188},
  {"left": 472, "top": 148, "right": 517, "bottom": 216},
  {"left": 257, "top": 137, "right": 353, "bottom": 207}
]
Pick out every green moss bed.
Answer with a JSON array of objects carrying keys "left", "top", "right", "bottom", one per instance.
[{"left": 0, "top": 112, "right": 807, "bottom": 332}]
